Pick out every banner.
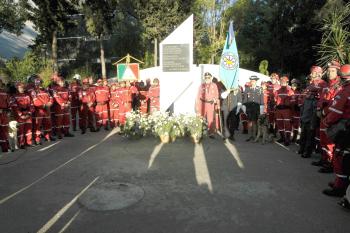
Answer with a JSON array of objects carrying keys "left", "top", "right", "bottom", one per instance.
[
  {"left": 117, "top": 63, "right": 139, "bottom": 81},
  {"left": 219, "top": 21, "right": 239, "bottom": 90}
]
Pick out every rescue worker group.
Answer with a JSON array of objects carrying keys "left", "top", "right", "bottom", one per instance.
[{"left": 0, "top": 61, "right": 350, "bottom": 207}]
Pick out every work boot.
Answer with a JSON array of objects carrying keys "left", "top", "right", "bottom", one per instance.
[
  {"left": 229, "top": 135, "right": 235, "bottom": 141},
  {"left": 277, "top": 132, "right": 285, "bottom": 143},
  {"left": 338, "top": 198, "right": 350, "bottom": 210},
  {"left": 81, "top": 129, "right": 86, "bottom": 134},
  {"left": 301, "top": 152, "right": 311, "bottom": 158},
  {"left": 322, "top": 188, "right": 346, "bottom": 197},
  {"left": 311, "top": 160, "right": 324, "bottom": 167},
  {"left": 90, "top": 127, "right": 97, "bottom": 132},
  {"left": 64, "top": 132, "right": 75, "bottom": 137},
  {"left": 319, "top": 164, "right": 333, "bottom": 173}
]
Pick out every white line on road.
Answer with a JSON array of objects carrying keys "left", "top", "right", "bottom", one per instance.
[
  {"left": 37, "top": 177, "right": 99, "bottom": 233},
  {"left": 224, "top": 140, "right": 245, "bottom": 169},
  {"left": 0, "top": 129, "right": 119, "bottom": 205},
  {"left": 0, "top": 144, "right": 99, "bottom": 205},
  {"left": 193, "top": 143, "right": 213, "bottom": 193},
  {"left": 148, "top": 143, "right": 164, "bottom": 169},
  {"left": 57, "top": 210, "right": 81, "bottom": 233},
  {"left": 274, "top": 141, "right": 290, "bottom": 151},
  {"left": 38, "top": 141, "right": 61, "bottom": 152}
]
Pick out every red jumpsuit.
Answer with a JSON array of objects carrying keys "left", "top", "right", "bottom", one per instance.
[
  {"left": 52, "top": 86, "right": 71, "bottom": 137},
  {"left": 148, "top": 85, "right": 160, "bottom": 113},
  {"left": 318, "top": 79, "right": 341, "bottom": 164},
  {"left": 10, "top": 93, "right": 33, "bottom": 147},
  {"left": 109, "top": 89, "right": 120, "bottom": 128},
  {"left": 323, "top": 82, "right": 350, "bottom": 190},
  {"left": 138, "top": 87, "right": 149, "bottom": 114},
  {"left": 117, "top": 87, "right": 132, "bottom": 125},
  {"left": 196, "top": 82, "right": 219, "bottom": 134},
  {"left": 274, "top": 86, "right": 294, "bottom": 141},
  {"left": 31, "top": 87, "right": 53, "bottom": 143},
  {"left": 78, "top": 88, "right": 96, "bottom": 131},
  {"left": 0, "top": 88, "right": 9, "bottom": 152},
  {"left": 290, "top": 89, "right": 302, "bottom": 138},
  {"left": 69, "top": 83, "right": 81, "bottom": 131},
  {"left": 94, "top": 86, "right": 110, "bottom": 128}
]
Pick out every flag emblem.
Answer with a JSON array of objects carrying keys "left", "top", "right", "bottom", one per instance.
[{"left": 221, "top": 52, "right": 238, "bottom": 70}]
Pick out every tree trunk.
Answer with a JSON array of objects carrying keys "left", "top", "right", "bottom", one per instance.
[
  {"left": 99, "top": 37, "right": 106, "bottom": 78},
  {"left": 52, "top": 30, "right": 58, "bottom": 72},
  {"left": 154, "top": 38, "right": 158, "bottom": 67}
]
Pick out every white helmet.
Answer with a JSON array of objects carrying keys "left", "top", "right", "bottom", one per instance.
[{"left": 73, "top": 74, "right": 81, "bottom": 80}]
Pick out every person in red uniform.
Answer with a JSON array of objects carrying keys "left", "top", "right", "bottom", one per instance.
[
  {"left": 0, "top": 80, "right": 10, "bottom": 152},
  {"left": 322, "top": 64, "right": 350, "bottom": 197},
  {"left": 268, "top": 73, "right": 281, "bottom": 135},
  {"left": 52, "top": 77, "right": 74, "bottom": 139},
  {"left": 69, "top": 75, "right": 81, "bottom": 131},
  {"left": 116, "top": 81, "right": 127, "bottom": 127},
  {"left": 10, "top": 82, "right": 34, "bottom": 148},
  {"left": 127, "top": 81, "right": 139, "bottom": 111},
  {"left": 274, "top": 76, "right": 294, "bottom": 146},
  {"left": 314, "top": 61, "right": 342, "bottom": 173},
  {"left": 138, "top": 81, "right": 149, "bottom": 114},
  {"left": 109, "top": 82, "right": 120, "bottom": 128},
  {"left": 94, "top": 79, "right": 110, "bottom": 131},
  {"left": 290, "top": 78, "right": 302, "bottom": 143},
  {"left": 148, "top": 78, "right": 160, "bottom": 113},
  {"left": 78, "top": 78, "right": 96, "bottom": 134},
  {"left": 195, "top": 72, "right": 220, "bottom": 137},
  {"left": 31, "top": 77, "right": 55, "bottom": 144}
]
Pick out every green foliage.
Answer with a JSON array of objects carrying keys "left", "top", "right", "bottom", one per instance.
[
  {"left": 316, "top": 2, "right": 350, "bottom": 66},
  {"left": 0, "top": 0, "right": 27, "bottom": 34},
  {"left": 259, "top": 60, "right": 269, "bottom": 76},
  {"left": 39, "top": 61, "right": 54, "bottom": 88},
  {"left": 4, "top": 51, "right": 45, "bottom": 82}
]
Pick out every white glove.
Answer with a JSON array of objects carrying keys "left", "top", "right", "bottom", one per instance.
[
  {"left": 236, "top": 102, "right": 242, "bottom": 115},
  {"left": 221, "top": 90, "right": 230, "bottom": 99},
  {"left": 260, "top": 105, "right": 265, "bottom": 115},
  {"left": 241, "top": 105, "right": 247, "bottom": 114}
]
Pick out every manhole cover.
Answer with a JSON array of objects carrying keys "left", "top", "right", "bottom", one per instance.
[{"left": 78, "top": 181, "right": 144, "bottom": 211}]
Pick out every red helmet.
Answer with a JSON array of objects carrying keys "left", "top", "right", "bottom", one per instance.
[
  {"left": 327, "top": 60, "right": 341, "bottom": 70},
  {"left": 270, "top": 73, "right": 279, "bottom": 80},
  {"left": 339, "top": 64, "right": 350, "bottom": 79},
  {"left": 310, "top": 66, "right": 323, "bottom": 74},
  {"left": 280, "top": 76, "right": 289, "bottom": 82},
  {"left": 16, "top": 82, "right": 25, "bottom": 88}
]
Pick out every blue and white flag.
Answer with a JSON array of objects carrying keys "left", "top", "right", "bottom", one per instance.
[{"left": 219, "top": 21, "right": 239, "bottom": 90}]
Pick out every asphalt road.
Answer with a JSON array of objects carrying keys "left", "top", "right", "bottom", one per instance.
[{"left": 0, "top": 129, "right": 349, "bottom": 233}]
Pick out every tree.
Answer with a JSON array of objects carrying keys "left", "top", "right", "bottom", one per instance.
[
  {"left": 0, "top": 0, "right": 27, "bottom": 35},
  {"left": 316, "top": 2, "right": 350, "bottom": 66},
  {"left": 81, "top": 0, "right": 115, "bottom": 78},
  {"left": 134, "top": 0, "right": 192, "bottom": 66},
  {"left": 27, "top": 0, "right": 77, "bottom": 72}
]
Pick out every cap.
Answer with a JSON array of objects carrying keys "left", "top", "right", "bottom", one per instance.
[
  {"left": 310, "top": 66, "right": 323, "bottom": 74},
  {"left": 204, "top": 72, "right": 212, "bottom": 79},
  {"left": 249, "top": 75, "right": 259, "bottom": 81},
  {"left": 339, "top": 64, "right": 350, "bottom": 79}
]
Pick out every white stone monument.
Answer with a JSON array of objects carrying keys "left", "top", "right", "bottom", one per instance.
[{"left": 140, "top": 15, "right": 270, "bottom": 114}]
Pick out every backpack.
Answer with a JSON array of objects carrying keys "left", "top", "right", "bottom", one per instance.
[{"left": 326, "top": 118, "right": 350, "bottom": 149}]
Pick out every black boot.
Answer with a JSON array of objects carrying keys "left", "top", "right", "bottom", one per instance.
[
  {"left": 319, "top": 163, "right": 333, "bottom": 173},
  {"left": 322, "top": 188, "right": 346, "bottom": 197},
  {"left": 64, "top": 132, "right": 75, "bottom": 137},
  {"left": 311, "top": 160, "right": 324, "bottom": 167},
  {"left": 277, "top": 132, "right": 285, "bottom": 143},
  {"left": 338, "top": 198, "right": 350, "bottom": 210}
]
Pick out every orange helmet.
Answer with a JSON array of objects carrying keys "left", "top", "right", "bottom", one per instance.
[
  {"left": 327, "top": 60, "right": 341, "bottom": 70},
  {"left": 310, "top": 66, "right": 323, "bottom": 74},
  {"left": 339, "top": 64, "right": 350, "bottom": 79},
  {"left": 280, "top": 76, "right": 289, "bottom": 82}
]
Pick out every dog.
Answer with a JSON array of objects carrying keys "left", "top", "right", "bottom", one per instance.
[
  {"left": 8, "top": 120, "right": 19, "bottom": 152},
  {"left": 254, "top": 114, "right": 273, "bottom": 144}
]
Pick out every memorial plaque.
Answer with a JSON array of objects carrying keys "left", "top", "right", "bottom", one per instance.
[{"left": 162, "top": 44, "right": 190, "bottom": 72}]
